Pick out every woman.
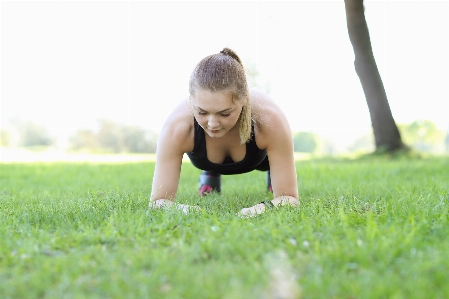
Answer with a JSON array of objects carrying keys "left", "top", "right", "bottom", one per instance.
[{"left": 150, "top": 48, "right": 298, "bottom": 217}]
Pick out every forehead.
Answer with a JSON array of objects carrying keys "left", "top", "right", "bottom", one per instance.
[{"left": 191, "top": 89, "right": 236, "bottom": 111}]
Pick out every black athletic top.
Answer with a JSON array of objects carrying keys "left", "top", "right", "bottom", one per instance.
[{"left": 186, "top": 118, "right": 269, "bottom": 175}]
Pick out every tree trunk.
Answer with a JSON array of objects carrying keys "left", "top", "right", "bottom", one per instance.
[{"left": 344, "top": 0, "right": 406, "bottom": 152}]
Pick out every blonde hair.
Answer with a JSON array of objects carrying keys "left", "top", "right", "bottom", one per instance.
[{"left": 189, "top": 48, "right": 251, "bottom": 144}]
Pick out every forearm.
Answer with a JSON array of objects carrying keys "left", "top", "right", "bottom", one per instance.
[{"left": 150, "top": 187, "right": 176, "bottom": 203}]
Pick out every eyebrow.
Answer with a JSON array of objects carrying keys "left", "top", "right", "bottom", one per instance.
[{"left": 195, "top": 106, "right": 234, "bottom": 113}]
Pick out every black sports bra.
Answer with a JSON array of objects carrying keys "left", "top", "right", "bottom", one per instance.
[{"left": 186, "top": 118, "right": 268, "bottom": 175}]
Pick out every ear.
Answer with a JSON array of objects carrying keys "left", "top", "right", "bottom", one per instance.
[{"left": 233, "top": 94, "right": 246, "bottom": 105}]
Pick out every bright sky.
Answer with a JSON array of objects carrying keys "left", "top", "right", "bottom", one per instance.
[{"left": 1, "top": 0, "right": 448, "bottom": 147}]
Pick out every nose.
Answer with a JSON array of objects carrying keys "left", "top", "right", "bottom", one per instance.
[{"left": 207, "top": 115, "right": 219, "bottom": 129}]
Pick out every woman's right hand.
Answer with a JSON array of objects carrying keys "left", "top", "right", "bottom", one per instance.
[{"left": 149, "top": 199, "right": 202, "bottom": 214}]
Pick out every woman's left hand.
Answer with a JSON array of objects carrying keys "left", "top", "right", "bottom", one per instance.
[
  {"left": 238, "top": 196, "right": 299, "bottom": 218},
  {"left": 238, "top": 203, "right": 267, "bottom": 218}
]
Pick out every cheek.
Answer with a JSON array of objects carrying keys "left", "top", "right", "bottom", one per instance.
[{"left": 230, "top": 115, "right": 240, "bottom": 125}]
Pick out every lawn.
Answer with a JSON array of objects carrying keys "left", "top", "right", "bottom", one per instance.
[{"left": 1, "top": 156, "right": 448, "bottom": 299}]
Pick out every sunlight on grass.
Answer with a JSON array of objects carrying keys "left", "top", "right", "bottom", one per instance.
[{"left": 1, "top": 156, "right": 448, "bottom": 298}]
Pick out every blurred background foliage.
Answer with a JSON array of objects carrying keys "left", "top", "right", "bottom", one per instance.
[
  {"left": 68, "top": 119, "right": 158, "bottom": 153},
  {"left": 398, "top": 120, "right": 446, "bottom": 153},
  {"left": 0, "top": 118, "right": 447, "bottom": 155},
  {"left": 291, "top": 120, "right": 447, "bottom": 155},
  {"left": 1, "top": 119, "right": 158, "bottom": 154}
]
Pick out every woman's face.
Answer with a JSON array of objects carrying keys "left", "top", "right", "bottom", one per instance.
[{"left": 190, "top": 88, "right": 243, "bottom": 138}]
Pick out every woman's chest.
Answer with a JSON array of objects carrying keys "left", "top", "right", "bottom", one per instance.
[{"left": 205, "top": 135, "right": 246, "bottom": 164}]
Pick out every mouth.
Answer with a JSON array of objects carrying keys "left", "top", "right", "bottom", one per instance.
[{"left": 209, "top": 129, "right": 221, "bottom": 133}]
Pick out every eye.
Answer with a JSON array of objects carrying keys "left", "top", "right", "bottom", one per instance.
[
  {"left": 220, "top": 113, "right": 231, "bottom": 117},
  {"left": 198, "top": 111, "right": 207, "bottom": 115}
]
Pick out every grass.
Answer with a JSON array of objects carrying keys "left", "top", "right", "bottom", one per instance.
[{"left": 1, "top": 156, "right": 448, "bottom": 298}]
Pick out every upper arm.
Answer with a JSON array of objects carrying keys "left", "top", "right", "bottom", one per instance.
[{"left": 150, "top": 103, "right": 193, "bottom": 201}]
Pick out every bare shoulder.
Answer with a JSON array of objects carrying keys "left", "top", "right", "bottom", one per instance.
[
  {"left": 250, "top": 89, "right": 277, "bottom": 109},
  {"left": 250, "top": 89, "right": 292, "bottom": 149},
  {"left": 158, "top": 98, "right": 194, "bottom": 154}
]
